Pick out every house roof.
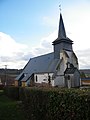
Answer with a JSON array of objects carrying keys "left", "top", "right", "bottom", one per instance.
[
  {"left": 81, "top": 78, "right": 90, "bottom": 81},
  {"left": 80, "top": 69, "right": 90, "bottom": 74},
  {"left": 16, "top": 52, "right": 60, "bottom": 81}
]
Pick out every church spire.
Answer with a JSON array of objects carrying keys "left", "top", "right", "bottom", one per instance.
[
  {"left": 52, "top": 11, "right": 73, "bottom": 45},
  {"left": 58, "top": 13, "right": 66, "bottom": 38},
  {"left": 52, "top": 10, "right": 73, "bottom": 59}
]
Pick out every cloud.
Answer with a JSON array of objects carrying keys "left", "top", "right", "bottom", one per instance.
[
  {"left": 0, "top": 32, "right": 27, "bottom": 55},
  {"left": 32, "top": 31, "right": 57, "bottom": 56},
  {"left": 31, "top": 29, "right": 90, "bottom": 69},
  {"left": 0, "top": 32, "right": 29, "bottom": 69},
  {"left": 76, "top": 49, "right": 90, "bottom": 69},
  {"left": 0, "top": 2, "right": 90, "bottom": 70},
  {"left": 0, "top": 28, "right": 89, "bottom": 70}
]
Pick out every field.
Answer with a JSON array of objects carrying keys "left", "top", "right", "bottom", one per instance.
[{"left": 0, "top": 90, "right": 26, "bottom": 120}]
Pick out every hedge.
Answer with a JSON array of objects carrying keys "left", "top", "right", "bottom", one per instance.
[
  {"left": 4, "top": 87, "right": 90, "bottom": 120},
  {"left": 4, "top": 86, "right": 19, "bottom": 100},
  {"left": 0, "top": 85, "right": 4, "bottom": 90},
  {"left": 19, "top": 87, "right": 90, "bottom": 120}
]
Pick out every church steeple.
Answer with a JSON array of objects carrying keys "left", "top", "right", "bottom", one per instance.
[
  {"left": 58, "top": 13, "right": 66, "bottom": 38},
  {"left": 52, "top": 12, "right": 73, "bottom": 59}
]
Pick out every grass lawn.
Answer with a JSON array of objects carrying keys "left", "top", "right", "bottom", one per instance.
[{"left": 0, "top": 90, "right": 26, "bottom": 120}]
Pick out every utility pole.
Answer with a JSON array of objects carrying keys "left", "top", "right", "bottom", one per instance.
[{"left": 4, "top": 65, "right": 7, "bottom": 86}]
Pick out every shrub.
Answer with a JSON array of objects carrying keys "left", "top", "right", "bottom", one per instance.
[
  {"left": 4, "top": 87, "right": 90, "bottom": 119},
  {"left": 0, "top": 84, "right": 4, "bottom": 90},
  {"left": 19, "top": 87, "right": 50, "bottom": 120},
  {"left": 19, "top": 88, "right": 90, "bottom": 120},
  {"left": 4, "top": 86, "right": 19, "bottom": 100}
]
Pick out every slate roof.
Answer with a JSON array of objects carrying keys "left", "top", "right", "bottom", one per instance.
[
  {"left": 16, "top": 12, "right": 76, "bottom": 82},
  {"left": 58, "top": 13, "right": 66, "bottom": 38},
  {"left": 16, "top": 52, "right": 60, "bottom": 81},
  {"left": 52, "top": 13, "right": 73, "bottom": 45},
  {"left": 64, "top": 67, "right": 77, "bottom": 74}
]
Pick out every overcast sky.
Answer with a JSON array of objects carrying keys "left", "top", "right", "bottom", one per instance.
[{"left": 0, "top": 0, "right": 90, "bottom": 69}]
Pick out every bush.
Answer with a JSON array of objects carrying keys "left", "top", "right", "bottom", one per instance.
[
  {"left": 0, "top": 84, "right": 4, "bottom": 90},
  {"left": 19, "top": 88, "right": 90, "bottom": 120},
  {"left": 4, "top": 86, "right": 19, "bottom": 100},
  {"left": 4, "top": 87, "right": 90, "bottom": 119},
  {"left": 19, "top": 87, "right": 50, "bottom": 120}
]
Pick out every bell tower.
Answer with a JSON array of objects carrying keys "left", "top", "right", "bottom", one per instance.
[{"left": 52, "top": 13, "right": 73, "bottom": 59}]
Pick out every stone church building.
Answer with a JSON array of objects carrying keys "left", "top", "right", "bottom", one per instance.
[{"left": 15, "top": 12, "right": 80, "bottom": 88}]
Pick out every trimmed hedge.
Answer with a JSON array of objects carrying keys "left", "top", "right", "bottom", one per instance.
[
  {"left": 4, "top": 86, "right": 19, "bottom": 100},
  {"left": 19, "top": 87, "right": 50, "bottom": 120},
  {"left": 0, "top": 85, "right": 4, "bottom": 90},
  {"left": 4, "top": 87, "right": 90, "bottom": 120},
  {"left": 19, "top": 88, "right": 90, "bottom": 120}
]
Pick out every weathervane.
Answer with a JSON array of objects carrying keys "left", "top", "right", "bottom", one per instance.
[{"left": 59, "top": 4, "right": 61, "bottom": 12}]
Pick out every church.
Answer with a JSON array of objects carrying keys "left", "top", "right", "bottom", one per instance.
[{"left": 15, "top": 12, "right": 80, "bottom": 88}]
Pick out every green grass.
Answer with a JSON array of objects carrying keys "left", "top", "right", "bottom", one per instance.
[{"left": 0, "top": 92, "right": 26, "bottom": 120}]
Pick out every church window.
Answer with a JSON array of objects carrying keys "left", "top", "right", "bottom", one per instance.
[
  {"left": 48, "top": 75, "right": 51, "bottom": 84},
  {"left": 68, "top": 75, "right": 70, "bottom": 80},
  {"left": 36, "top": 75, "right": 38, "bottom": 82},
  {"left": 43, "top": 79, "right": 47, "bottom": 81}
]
